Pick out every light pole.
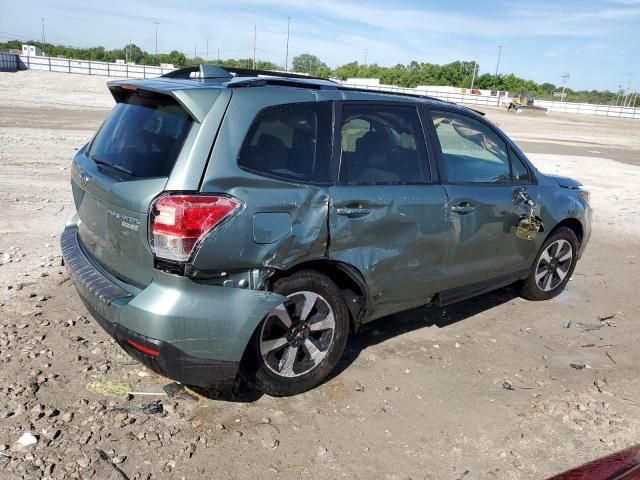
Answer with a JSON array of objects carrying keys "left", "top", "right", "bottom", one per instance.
[
  {"left": 153, "top": 21, "right": 159, "bottom": 56},
  {"left": 493, "top": 45, "right": 502, "bottom": 90},
  {"left": 364, "top": 48, "right": 368, "bottom": 67},
  {"left": 623, "top": 73, "right": 632, "bottom": 107},
  {"left": 41, "top": 17, "right": 45, "bottom": 43},
  {"left": 470, "top": 60, "right": 478, "bottom": 90},
  {"left": 560, "top": 72, "right": 569, "bottom": 102},
  {"left": 252, "top": 25, "right": 257, "bottom": 70},
  {"left": 285, "top": 16, "right": 291, "bottom": 72},
  {"left": 206, "top": 38, "right": 210, "bottom": 60}
]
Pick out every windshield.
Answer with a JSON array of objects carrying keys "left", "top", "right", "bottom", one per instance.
[{"left": 88, "top": 91, "right": 192, "bottom": 179}]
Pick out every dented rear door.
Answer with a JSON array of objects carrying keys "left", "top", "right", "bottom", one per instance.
[{"left": 328, "top": 102, "right": 449, "bottom": 320}]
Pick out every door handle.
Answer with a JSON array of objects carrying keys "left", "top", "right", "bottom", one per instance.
[
  {"left": 450, "top": 202, "right": 476, "bottom": 214},
  {"left": 336, "top": 207, "right": 371, "bottom": 218}
]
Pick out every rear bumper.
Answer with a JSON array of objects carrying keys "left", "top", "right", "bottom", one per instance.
[{"left": 61, "top": 223, "right": 285, "bottom": 388}]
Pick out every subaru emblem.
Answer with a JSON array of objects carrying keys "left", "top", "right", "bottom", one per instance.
[{"left": 79, "top": 169, "right": 89, "bottom": 186}]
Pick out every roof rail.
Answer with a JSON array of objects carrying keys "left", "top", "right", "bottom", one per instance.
[
  {"left": 161, "top": 64, "right": 336, "bottom": 82},
  {"left": 336, "top": 86, "right": 486, "bottom": 115}
]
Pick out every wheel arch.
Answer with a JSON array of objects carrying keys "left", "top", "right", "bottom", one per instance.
[
  {"left": 547, "top": 217, "right": 584, "bottom": 246},
  {"left": 268, "top": 259, "right": 368, "bottom": 333}
]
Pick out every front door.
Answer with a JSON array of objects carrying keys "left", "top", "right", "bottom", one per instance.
[
  {"left": 328, "top": 102, "right": 449, "bottom": 320},
  {"left": 428, "top": 108, "right": 537, "bottom": 290}
]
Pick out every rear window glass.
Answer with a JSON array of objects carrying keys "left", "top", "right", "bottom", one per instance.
[
  {"left": 88, "top": 91, "right": 192, "bottom": 179},
  {"left": 237, "top": 102, "right": 332, "bottom": 184}
]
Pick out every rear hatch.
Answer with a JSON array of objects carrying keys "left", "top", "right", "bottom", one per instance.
[{"left": 71, "top": 85, "right": 195, "bottom": 287}]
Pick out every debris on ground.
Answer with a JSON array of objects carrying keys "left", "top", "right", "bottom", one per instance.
[
  {"left": 14, "top": 432, "right": 38, "bottom": 449},
  {"left": 578, "top": 323, "right": 602, "bottom": 332},
  {"left": 163, "top": 382, "right": 198, "bottom": 402},
  {"left": 598, "top": 313, "right": 619, "bottom": 327},
  {"left": 86, "top": 380, "right": 133, "bottom": 397},
  {"left": 502, "top": 381, "right": 515, "bottom": 391},
  {"left": 563, "top": 320, "right": 572, "bottom": 329},
  {"left": 142, "top": 400, "right": 163, "bottom": 415},
  {"left": 570, "top": 362, "right": 586, "bottom": 370},
  {"left": 97, "top": 448, "right": 130, "bottom": 480}
]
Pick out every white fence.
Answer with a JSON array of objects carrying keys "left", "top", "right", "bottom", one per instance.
[
  {"left": 18, "top": 54, "right": 175, "bottom": 78},
  {"left": 341, "top": 82, "right": 640, "bottom": 119},
  {"left": 8, "top": 54, "right": 640, "bottom": 119},
  {"left": 534, "top": 99, "right": 639, "bottom": 119}
]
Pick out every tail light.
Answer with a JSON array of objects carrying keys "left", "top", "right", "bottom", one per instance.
[{"left": 150, "top": 194, "right": 241, "bottom": 262}]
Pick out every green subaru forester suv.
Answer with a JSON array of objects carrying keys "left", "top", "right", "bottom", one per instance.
[{"left": 61, "top": 65, "right": 591, "bottom": 396}]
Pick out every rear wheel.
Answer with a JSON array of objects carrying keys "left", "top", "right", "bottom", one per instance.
[
  {"left": 520, "top": 227, "right": 579, "bottom": 300},
  {"left": 252, "top": 270, "right": 349, "bottom": 396}
]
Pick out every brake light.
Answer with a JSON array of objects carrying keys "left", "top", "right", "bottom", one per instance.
[{"left": 150, "top": 195, "right": 241, "bottom": 262}]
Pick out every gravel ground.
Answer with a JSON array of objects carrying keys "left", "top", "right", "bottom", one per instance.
[{"left": 1, "top": 70, "right": 640, "bottom": 480}]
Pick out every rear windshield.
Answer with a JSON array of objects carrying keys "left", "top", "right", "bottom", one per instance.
[{"left": 88, "top": 90, "right": 192, "bottom": 179}]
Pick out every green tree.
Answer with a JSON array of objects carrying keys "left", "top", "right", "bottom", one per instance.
[{"left": 292, "top": 53, "right": 329, "bottom": 76}]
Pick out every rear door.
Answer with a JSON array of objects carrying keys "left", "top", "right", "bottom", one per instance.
[
  {"left": 328, "top": 102, "right": 449, "bottom": 319},
  {"left": 71, "top": 87, "right": 199, "bottom": 287},
  {"left": 427, "top": 108, "right": 536, "bottom": 290}
]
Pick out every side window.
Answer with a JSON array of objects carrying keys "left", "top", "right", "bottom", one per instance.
[
  {"left": 510, "top": 149, "right": 532, "bottom": 183},
  {"left": 431, "top": 110, "right": 510, "bottom": 184},
  {"left": 237, "top": 102, "right": 332, "bottom": 184},
  {"left": 340, "top": 104, "right": 430, "bottom": 185}
]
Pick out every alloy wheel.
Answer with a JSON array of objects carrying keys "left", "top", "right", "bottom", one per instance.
[
  {"left": 259, "top": 291, "right": 336, "bottom": 378},
  {"left": 535, "top": 239, "right": 573, "bottom": 292}
]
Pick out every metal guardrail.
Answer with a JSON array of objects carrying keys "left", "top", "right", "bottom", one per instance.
[{"left": 17, "top": 54, "right": 175, "bottom": 79}]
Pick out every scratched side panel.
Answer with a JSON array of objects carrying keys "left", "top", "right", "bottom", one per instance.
[
  {"left": 191, "top": 177, "right": 329, "bottom": 271},
  {"left": 193, "top": 87, "right": 331, "bottom": 272}
]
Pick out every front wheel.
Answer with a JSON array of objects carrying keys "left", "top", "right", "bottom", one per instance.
[
  {"left": 520, "top": 227, "right": 579, "bottom": 301},
  {"left": 252, "top": 270, "right": 349, "bottom": 396}
]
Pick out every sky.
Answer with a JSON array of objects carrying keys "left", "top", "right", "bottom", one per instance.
[{"left": 1, "top": 0, "right": 639, "bottom": 91}]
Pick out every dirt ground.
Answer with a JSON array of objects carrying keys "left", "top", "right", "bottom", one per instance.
[{"left": 1, "top": 70, "right": 639, "bottom": 480}]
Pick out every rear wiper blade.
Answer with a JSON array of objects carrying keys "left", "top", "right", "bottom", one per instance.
[{"left": 91, "top": 155, "right": 135, "bottom": 176}]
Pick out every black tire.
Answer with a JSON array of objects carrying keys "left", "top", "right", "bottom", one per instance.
[
  {"left": 520, "top": 227, "right": 579, "bottom": 301},
  {"left": 252, "top": 270, "right": 349, "bottom": 396}
]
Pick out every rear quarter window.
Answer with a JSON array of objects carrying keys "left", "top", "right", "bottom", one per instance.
[
  {"left": 88, "top": 91, "right": 192, "bottom": 179},
  {"left": 237, "top": 102, "right": 333, "bottom": 184}
]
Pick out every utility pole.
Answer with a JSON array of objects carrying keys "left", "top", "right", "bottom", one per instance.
[
  {"left": 364, "top": 48, "right": 368, "bottom": 67},
  {"left": 560, "top": 72, "right": 569, "bottom": 102},
  {"left": 285, "top": 16, "right": 291, "bottom": 72},
  {"left": 206, "top": 38, "right": 210, "bottom": 60},
  {"left": 253, "top": 25, "right": 257, "bottom": 70},
  {"left": 217, "top": 48, "right": 220, "bottom": 64},
  {"left": 493, "top": 45, "right": 502, "bottom": 90},
  {"left": 470, "top": 60, "right": 478, "bottom": 90},
  {"left": 41, "top": 17, "right": 45, "bottom": 43},
  {"left": 194, "top": 43, "right": 197, "bottom": 59},
  {"left": 623, "top": 73, "right": 632, "bottom": 107},
  {"left": 153, "top": 21, "right": 159, "bottom": 56}
]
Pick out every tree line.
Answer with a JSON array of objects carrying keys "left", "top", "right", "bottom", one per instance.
[{"left": 1, "top": 39, "right": 631, "bottom": 105}]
